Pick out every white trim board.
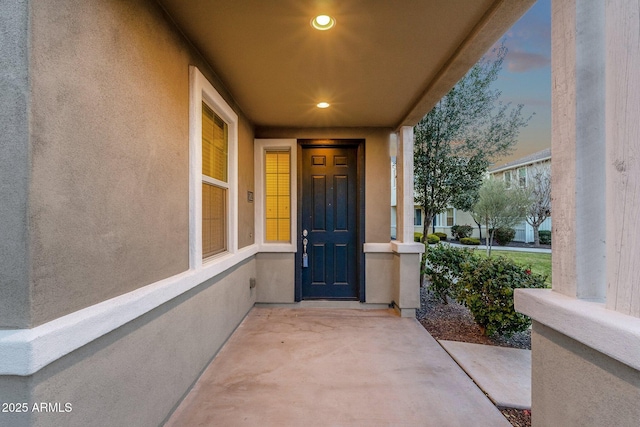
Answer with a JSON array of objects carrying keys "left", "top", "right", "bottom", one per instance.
[{"left": 0, "top": 245, "right": 258, "bottom": 376}]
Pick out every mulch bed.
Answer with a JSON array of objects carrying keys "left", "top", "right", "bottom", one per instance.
[{"left": 417, "top": 285, "right": 532, "bottom": 427}]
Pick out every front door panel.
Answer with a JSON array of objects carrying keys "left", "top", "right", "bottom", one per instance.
[{"left": 299, "top": 145, "right": 358, "bottom": 299}]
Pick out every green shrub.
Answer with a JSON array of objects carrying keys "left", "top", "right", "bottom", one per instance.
[
  {"left": 451, "top": 224, "right": 473, "bottom": 240},
  {"left": 495, "top": 227, "right": 516, "bottom": 246},
  {"left": 458, "top": 256, "right": 547, "bottom": 337},
  {"left": 434, "top": 232, "right": 448, "bottom": 241},
  {"left": 538, "top": 230, "right": 551, "bottom": 245},
  {"left": 414, "top": 232, "right": 423, "bottom": 242},
  {"left": 426, "top": 234, "right": 440, "bottom": 244},
  {"left": 460, "top": 237, "right": 480, "bottom": 245},
  {"left": 423, "top": 245, "right": 475, "bottom": 304}
]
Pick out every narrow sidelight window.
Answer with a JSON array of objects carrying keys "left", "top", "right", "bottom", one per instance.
[{"left": 264, "top": 150, "right": 291, "bottom": 242}]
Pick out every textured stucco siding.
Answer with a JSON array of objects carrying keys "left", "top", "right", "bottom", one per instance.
[
  {"left": 24, "top": 0, "right": 254, "bottom": 326},
  {"left": 0, "top": 0, "right": 31, "bottom": 327},
  {"left": 531, "top": 322, "right": 640, "bottom": 427}
]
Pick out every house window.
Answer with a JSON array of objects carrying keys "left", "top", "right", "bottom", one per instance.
[
  {"left": 254, "top": 139, "right": 297, "bottom": 251},
  {"left": 189, "top": 66, "right": 238, "bottom": 268},
  {"left": 265, "top": 150, "right": 291, "bottom": 242},
  {"left": 202, "top": 103, "right": 229, "bottom": 257},
  {"left": 518, "top": 168, "right": 527, "bottom": 187},
  {"left": 414, "top": 208, "right": 422, "bottom": 226},
  {"left": 504, "top": 171, "right": 512, "bottom": 188},
  {"left": 446, "top": 208, "right": 454, "bottom": 227}
]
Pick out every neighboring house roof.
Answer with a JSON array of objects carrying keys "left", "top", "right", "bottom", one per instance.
[{"left": 489, "top": 148, "right": 551, "bottom": 174}]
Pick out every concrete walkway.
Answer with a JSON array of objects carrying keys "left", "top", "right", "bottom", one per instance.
[
  {"left": 439, "top": 340, "right": 531, "bottom": 409},
  {"left": 165, "top": 308, "right": 510, "bottom": 427}
]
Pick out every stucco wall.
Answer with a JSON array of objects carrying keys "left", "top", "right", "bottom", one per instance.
[
  {"left": 0, "top": 0, "right": 30, "bottom": 328},
  {"left": 255, "top": 253, "right": 295, "bottom": 303},
  {"left": 365, "top": 253, "right": 394, "bottom": 304},
  {"left": 24, "top": 0, "right": 254, "bottom": 326},
  {"left": 0, "top": 259, "right": 256, "bottom": 427},
  {"left": 531, "top": 322, "right": 640, "bottom": 427}
]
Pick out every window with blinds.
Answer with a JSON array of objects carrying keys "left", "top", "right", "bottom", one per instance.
[
  {"left": 264, "top": 150, "right": 291, "bottom": 242},
  {"left": 202, "top": 101, "right": 228, "bottom": 257}
]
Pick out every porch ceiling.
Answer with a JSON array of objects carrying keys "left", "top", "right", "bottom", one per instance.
[{"left": 157, "top": 0, "right": 535, "bottom": 129}]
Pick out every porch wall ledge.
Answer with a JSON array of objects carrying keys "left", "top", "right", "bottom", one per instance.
[
  {"left": 390, "top": 241, "right": 425, "bottom": 254},
  {"left": 0, "top": 244, "right": 259, "bottom": 376},
  {"left": 363, "top": 242, "right": 425, "bottom": 253},
  {"left": 515, "top": 289, "right": 640, "bottom": 371}
]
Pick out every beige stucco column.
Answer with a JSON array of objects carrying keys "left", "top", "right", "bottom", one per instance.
[
  {"left": 391, "top": 126, "right": 423, "bottom": 317},
  {"left": 515, "top": 1, "right": 640, "bottom": 426}
]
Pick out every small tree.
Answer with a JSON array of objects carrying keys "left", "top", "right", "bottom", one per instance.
[
  {"left": 414, "top": 43, "right": 529, "bottom": 238},
  {"left": 472, "top": 179, "right": 529, "bottom": 256},
  {"left": 525, "top": 166, "right": 552, "bottom": 246}
]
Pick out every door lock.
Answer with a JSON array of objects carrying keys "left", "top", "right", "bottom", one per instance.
[{"left": 302, "top": 230, "right": 309, "bottom": 267}]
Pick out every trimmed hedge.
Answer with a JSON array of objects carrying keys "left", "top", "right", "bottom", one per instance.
[
  {"left": 460, "top": 237, "right": 480, "bottom": 245},
  {"left": 538, "top": 230, "right": 551, "bottom": 245},
  {"left": 426, "top": 234, "right": 440, "bottom": 244},
  {"left": 495, "top": 227, "right": 516, "bottom": 246},
  {"left": 434, "top": 232, "right": 448, "bottom": 241},
  {"left": 414, "top": 232, "right": 423, "bottom": 242},
  {"left": 451, "top": 224, "right": 473, "bottom": 240}
]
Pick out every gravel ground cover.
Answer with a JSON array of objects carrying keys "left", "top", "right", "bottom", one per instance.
[{"left": 417, "top": 285, "right": 532, "bottom": 427}]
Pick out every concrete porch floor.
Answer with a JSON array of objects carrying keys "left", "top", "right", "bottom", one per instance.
[{"left": 164, "top": 307, "right": 510, "bottom": 427}]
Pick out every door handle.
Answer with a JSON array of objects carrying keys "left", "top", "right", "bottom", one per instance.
[{"left": 302, "top": 230, "right": 309, "bottom": 268}]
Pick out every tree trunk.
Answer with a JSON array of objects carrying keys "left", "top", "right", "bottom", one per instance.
[
  {"left": 533, "top": 225, "right": 540, "bottom": 247},
  {"left": 420, "top": 217, "right": 432, "bottom": 288},
  {"left": 486, "top": 229, "right": 494, "bottom": 257}
]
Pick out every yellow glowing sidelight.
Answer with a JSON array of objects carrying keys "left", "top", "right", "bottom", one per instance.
[{"left": 316, "top": 102, "right": 330, "bottom": 109}]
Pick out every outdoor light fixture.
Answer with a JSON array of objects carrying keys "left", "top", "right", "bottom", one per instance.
[
  {"left": 316, "top": 102, "right": 330, "bottom": 109},
  {"left": 311, "top": 15, "right": 335, "bottom": 30}
]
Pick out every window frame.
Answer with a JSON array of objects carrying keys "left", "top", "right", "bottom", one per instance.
[
  {"left": 189, "top": 66, "right": 238, "bottom": 269},
  {"left": 254, "top": 139, "right": 297, "bottom": 252},
  {"left": 504, "top": 170, "right": 512, "bottom": 188},
  {"left": 414, "top": 208, "right": 422, "bottom": 226},
  {"left": 518, "top": 167, "right": 527, "bottom": 188}
]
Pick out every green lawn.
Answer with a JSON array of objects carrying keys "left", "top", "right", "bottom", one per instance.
[{"left": 473, "top": 250, "right": 552, "bottom": 286}]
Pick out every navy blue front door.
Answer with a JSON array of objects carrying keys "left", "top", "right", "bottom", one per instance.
[{"left": 298, "top": 144, "right": 359, "bottom": 300}]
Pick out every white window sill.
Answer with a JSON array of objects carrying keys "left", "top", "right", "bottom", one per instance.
[{"left": 515, "top": 289, "right": 640, "bottom": 371}]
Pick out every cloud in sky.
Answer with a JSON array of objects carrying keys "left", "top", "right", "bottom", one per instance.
[
  {"left": 506, "top": 51, "right": 550, "bottom": 72},
  {"left": 488, "top": 0, "right": 551, "bottom": 73}
]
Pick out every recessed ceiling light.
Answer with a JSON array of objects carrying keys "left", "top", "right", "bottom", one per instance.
[
  {"left": 317, "top": 102, "right": 330, "bottom": 109},
  {"left": 311, "top": 15, "right": 335, "bottom": 31}
]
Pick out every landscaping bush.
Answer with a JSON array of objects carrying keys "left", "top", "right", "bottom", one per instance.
[
  {"left": 434, "top": 232, "right": 448, "bottom": 241},
  {"left": 423, "top": 245, "right": 475, "bottom": 304},
  {"left": 458, "top": 256, "right": 547, "bottom": 337},
  {"left": 538, "top": 230, "right": 551, "bottom": 245},
  {"left": 494, "top": 227, "right": 516, "bottom": 246},
  {"left": 460, "top": 237, "right": 480, "bottom": 245},
  {"left": 414, "top": 232, "right": 423, "bottom": 242},
  {"left": 451, "top": 224, "right": 473, "bottom": 240},
  {"left": 425, "top": 234, "right": 440, "bottom": 244}
]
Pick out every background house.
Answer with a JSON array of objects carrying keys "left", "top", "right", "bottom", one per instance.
[
  {"left": 401, "top": 148, "right": 551, "bottom": 242},
  {"left": 490, "top": 148, "right": 552, "bottom": 243}
]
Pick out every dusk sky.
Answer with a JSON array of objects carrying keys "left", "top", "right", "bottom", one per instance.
[{"left": 489, "top": 0, "right": 551, "bottom": 166}]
